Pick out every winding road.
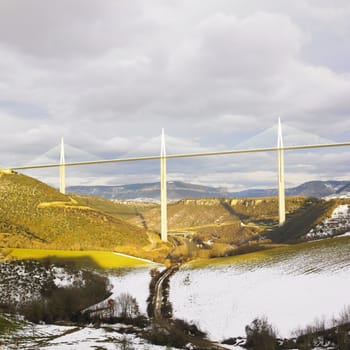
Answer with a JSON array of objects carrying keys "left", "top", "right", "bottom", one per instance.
[{"left": 151, "top": 266, "right": 228, "bottom": 350}]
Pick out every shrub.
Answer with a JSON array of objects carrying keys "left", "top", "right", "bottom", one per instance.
[
  {"left": 172, "top": 318, "right": 206, "bottom": 338},
  {"left": 144, "top": 324, "right": 188, "bottom": 348},
  {"left": 119, "top": 336, "right": 135, "bottom": 350},
  {"left": 21, "top": 270, "right": 110, "bottom": 323}
]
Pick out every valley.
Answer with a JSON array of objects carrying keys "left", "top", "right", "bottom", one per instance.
[{"left": 1, "top": 172, "right": 350, "bottom": 349}]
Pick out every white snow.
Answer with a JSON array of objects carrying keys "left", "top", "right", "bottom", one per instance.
[
  {"left": 332, "top": 205, "right": 350, "bottom": 217},
  {"left": 52, "top": 267, "right": 84, "bottom": 288}
]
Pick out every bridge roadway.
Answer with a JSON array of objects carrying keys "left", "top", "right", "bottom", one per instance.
[{"left": 6, "top": 141, "right": 350, "bottom": 171}]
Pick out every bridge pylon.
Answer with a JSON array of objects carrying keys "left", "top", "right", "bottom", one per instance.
[
  {"left": 277, "top": 118, "right": 286, "bottom": 226},
  {"left": 59, "top": 137, "right": 66, "bottom": 195},
  {"left": 160, "top": 129, "right": 168, "bottom": 241}
]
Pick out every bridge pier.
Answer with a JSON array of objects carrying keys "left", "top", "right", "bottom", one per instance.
[
  {"left": 60, "top": 137, "right": 66, "bottom": 194},
  {"left": 160, "top": 129, "right": 168, "bottom": 241},
  {"left": 277, "top": 118, "right": 286, "bottom": 226}
]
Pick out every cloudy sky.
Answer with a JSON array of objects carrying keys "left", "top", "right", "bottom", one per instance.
[{"left": 1, "top": 0, "right": 350, "bottom": 190}]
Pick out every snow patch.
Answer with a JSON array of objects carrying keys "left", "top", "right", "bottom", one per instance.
[
  {"left": 52, "top": 267, "right": 84, "bottom": 288},
  {"left": 338, "top": 232, "right": 350, "bottom": 237},
  {"left": 306, "top": 205, "right": 350, "bottom": 240}
]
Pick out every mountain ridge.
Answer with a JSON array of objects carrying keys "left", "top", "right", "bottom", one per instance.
[{"left": 68, "top": 180, "right": 350, "bottom": 201}]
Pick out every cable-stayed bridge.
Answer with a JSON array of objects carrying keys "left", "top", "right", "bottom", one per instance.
[{"left": 3, "top": 120, "right": 350, "bottom": 242}]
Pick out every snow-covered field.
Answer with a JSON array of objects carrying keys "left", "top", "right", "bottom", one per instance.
[
  {"left": 1, "top": 322, "right": 177, "bottom": 350},
  {"left": 107, "top": 267, "right": 154, "bottom": 314},
  {"left": 170, "top": 237, "right": 350, "bottom": 341}
]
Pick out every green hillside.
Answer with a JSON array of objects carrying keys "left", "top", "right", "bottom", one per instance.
[
  {"left": 0, "top": 171, "right": 149, "bottom": 250},
  {"left": 189, "top": 235, "right": 350, "bottom": 270}
]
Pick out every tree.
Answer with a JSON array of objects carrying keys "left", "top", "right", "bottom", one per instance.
[{"left": 245, "top": 316, "right": 277, "bottom": 350}]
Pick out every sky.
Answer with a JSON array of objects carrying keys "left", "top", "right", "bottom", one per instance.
[{"left": 1, "top": 0, "right": 350, "bottom": 190}]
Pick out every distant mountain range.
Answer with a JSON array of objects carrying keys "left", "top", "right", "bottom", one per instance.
[
  {"left": 68, "top": 180, "right": 350, "bottom": 201},
  {"left": 68, "top": 181, "right": 226, "bottom": 201}
]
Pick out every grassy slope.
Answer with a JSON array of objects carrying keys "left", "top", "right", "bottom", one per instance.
[
  {"left": 6, "top": 248, "right": 152, "bottom": 269},
  {"left": 0, "top": 172, "right": 149, "bottom": 250},
  {"left": 189, "top": 236, "right": 350, "bottom": 270}
]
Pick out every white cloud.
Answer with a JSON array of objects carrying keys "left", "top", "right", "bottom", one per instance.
[{"left": 1, "top": 0, "right": 350, "bottom": 190}]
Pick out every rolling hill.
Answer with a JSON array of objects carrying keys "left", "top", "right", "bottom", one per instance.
[{"left": 0, "top": 170, "right": 150, "bottom": 251}]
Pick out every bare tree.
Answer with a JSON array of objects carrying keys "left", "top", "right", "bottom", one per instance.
[{"left": 115, "top": 293, "right": 139, "bottom": 320}]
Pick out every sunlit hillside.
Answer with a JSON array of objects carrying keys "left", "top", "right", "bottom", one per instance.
[
  {"left": 127, "top": 196, "right": 336, "bottom": 244},
  {"left": 0, "top": 171, "right": 149, "bottom": 251}
]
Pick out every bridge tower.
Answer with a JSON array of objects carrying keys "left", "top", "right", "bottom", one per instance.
[
  {"left": 59, "top": 137, "right": 66, "bottom": 195},
  {"left": 160, "top": 129, "right": 168, "bottom": 241},
  {"left": 277, "top": 118, "right": 286, "bottom": 226}
]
